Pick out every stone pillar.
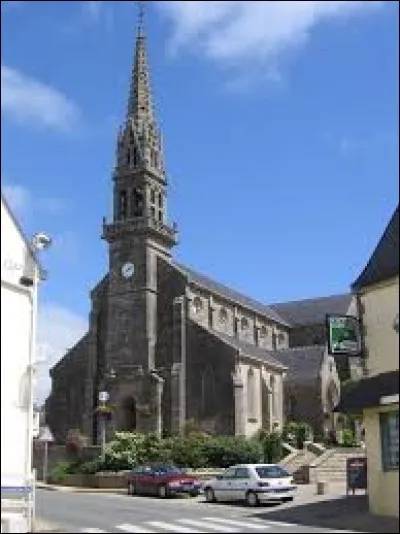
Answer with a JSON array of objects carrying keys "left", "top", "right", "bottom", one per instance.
[
  {"left": 232, "top": 361, "right": 245, "bottom": 436},
  {"left": 171, "top": 296, "right": 187, "bottom": 434},
  {"left": 171, "top": 363, "right": 184, "bottom": 433},
  {"left": 150, "top": 371, "right": 164, "bottom": 437}
]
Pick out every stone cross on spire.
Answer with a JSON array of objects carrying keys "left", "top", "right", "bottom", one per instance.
[{"left": 126, "top": 1, "right": 155, "bottom": 126}]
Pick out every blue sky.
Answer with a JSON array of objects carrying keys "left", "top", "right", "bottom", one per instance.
[{"left": 1, "top": 1, "right": 398, "bottom": 402}]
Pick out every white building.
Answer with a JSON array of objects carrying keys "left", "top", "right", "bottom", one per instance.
[{"left": 1, "top": 192, "right": 49, "bottom": 532}]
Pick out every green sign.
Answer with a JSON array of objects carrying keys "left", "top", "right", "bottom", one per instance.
[{"left": 326, "top": 314, "right": 362, "bottom": 356}]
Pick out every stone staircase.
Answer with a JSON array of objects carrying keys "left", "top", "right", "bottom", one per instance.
[
  {"left": 281, "top": 443, "right": 321, "bottom": 483},
  {"left": 308, "top": 447, "right": 366, "bottom": 484}
]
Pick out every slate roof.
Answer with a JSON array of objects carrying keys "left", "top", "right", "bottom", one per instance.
[
  {"left": 268, "top": 346, "right": 326, "bottom": 381},
  {"left": 211, "top": 328, "right": 287, "bottom": 370},
  {"left": 270, "top": 294, "right": 352, "bottom": 327},
  {"left": 334, "top": 370, "right": 399, "bottom": 413},
  {"left": 174, "top": 262, "right": 290, "bottom": 327},
  {"left": 352, "top": 205, "right": 399, "bottom": 291}
]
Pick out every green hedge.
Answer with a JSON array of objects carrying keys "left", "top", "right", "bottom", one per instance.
[
  {"left": 99, "top": 432, "right": 264, "bottom": 471},
  {"left": 52, "top": 431, "right": 285, "bottom": 476}
]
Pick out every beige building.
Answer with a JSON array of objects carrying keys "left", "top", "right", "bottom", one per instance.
[{"left": 338, "top": 205, "right": 399, "bottom": 517}]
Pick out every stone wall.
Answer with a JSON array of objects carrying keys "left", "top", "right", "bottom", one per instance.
[
  {"left": 32, "top": 442, "right": 100, "bottom": 481},
  {"left": 185, "top": 320, "right": 236, "bottom": 435},
  {"left": 46, "top": 336, "right": 91, "bottom": 444}
]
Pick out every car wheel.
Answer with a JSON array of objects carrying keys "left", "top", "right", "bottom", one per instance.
[
  {"left": 158, "top": 484, "right": 169, "bottom": 498},
  {"left": 245, "top": 490, "right": 259, "bottom": 507},
  {"left": 189, "top": 490, "right": 199, "bottom": 497},
  {"left": 204, "top": 487, "right": 216, "bottom": 503}
]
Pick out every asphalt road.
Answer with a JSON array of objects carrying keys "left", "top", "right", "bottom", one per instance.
[{"left": 36, "top": 489, "right": 356, "bottom": 533}]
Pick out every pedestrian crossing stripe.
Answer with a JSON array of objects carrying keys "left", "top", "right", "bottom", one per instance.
[
  {"left": 82, "top": 516, "right": 272, "bottom": 533},
  {"left": 202, "top": 517, "right": 267, "bottom": 529},
  {"left": 80, "top": 517, "right": 358, "bottom": 533},
  {"left": 115, "top": 524, "right": 156, "bottom": 533}
]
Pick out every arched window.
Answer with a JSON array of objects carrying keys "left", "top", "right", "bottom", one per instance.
[
  {"left": 270, "top": 375, "right": 276, "bottom": 419},
  {"left": 219, "top": 308, "right": 228, "bottom": 324},
  {"left": 260, "top": 325, "right": 268, "bottom": 338},
  {"left": 192, "top": 296, "right": 203, "bottom": 314},
  {"left": 119, "top": 191, "right": 127, "bottom": 220},
  {"left": 247, "top": 368, "right": 257, "bottom": 420}
]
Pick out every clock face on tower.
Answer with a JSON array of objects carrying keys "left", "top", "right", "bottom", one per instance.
[{"left": 121, "top": 262, "right": 135, "bottom": 279}]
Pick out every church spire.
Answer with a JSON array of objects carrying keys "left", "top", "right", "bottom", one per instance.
[
  {"left": 103, "top": 0, "right": 177, "bottom": 250},
  {"left": 126, "top": 1, "right": 155, "bottom": 125}
]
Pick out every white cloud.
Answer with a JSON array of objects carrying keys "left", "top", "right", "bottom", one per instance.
[
  {"left": 158, "top": 1, "right": 382, "bottom": 79},
  {"left": 1, "top": 66, "right": 80, "bottom": 131},
  {"left": 2, "top": 182, "right": 68, "bottom": 219},
  {"left": 35, "top": 303, "right": 88, "bottom": 404}
]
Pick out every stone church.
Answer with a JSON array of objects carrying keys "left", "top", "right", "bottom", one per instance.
[{"left": 46, "top": 17, "right": 352, "bottom": 445}]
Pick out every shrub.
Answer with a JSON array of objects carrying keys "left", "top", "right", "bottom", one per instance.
[
  {"left": 282, "top": 421, "right": 312, "bottom": 450},
  {"left": 78, "top": 460, "right": 100, "bottom": 475},
  {"left": 260, "top": 431, "right": 283, "bottom": 463},
  {"left": 201, "top": 436, "right": 262, "bottom": 468},
  {"left": 170, "top": 436, "right": 207, "bottom": 468},
  {"left": 48, "top": 462, "right": 71, "bottom": 483},
  {"left": 341, "top": 428, "right": 357, "bottom": 447}
]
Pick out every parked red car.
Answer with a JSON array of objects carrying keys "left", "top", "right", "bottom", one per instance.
[{"left": 127, "top": 464, "right": 202, "bottom": 498}]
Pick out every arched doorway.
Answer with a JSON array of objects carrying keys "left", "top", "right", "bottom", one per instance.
[{"left": 121, "top": 396, "right": 137, "bottom": 431}]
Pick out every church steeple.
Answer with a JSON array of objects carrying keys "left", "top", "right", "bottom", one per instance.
[
  {"left": 126, "top": 2, "right": 154, "bottom": 125},
  {"left": 103, "top": 1, "right": 177, "bottom": 252}
]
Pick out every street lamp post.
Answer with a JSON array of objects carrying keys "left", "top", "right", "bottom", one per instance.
[
  {"left": 98, "top": 390, "right": 110, "bottom": 463},
  {"left": 97, "top": 368, "right": 116, "bottom": 463}
]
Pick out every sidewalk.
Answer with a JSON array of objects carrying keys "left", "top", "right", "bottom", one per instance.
[
  {"left": 35, "top": 481, "right": 125, "bottom": 494},
  {"left": 34, "top": 517, "right": 64, "bottom": 533}
]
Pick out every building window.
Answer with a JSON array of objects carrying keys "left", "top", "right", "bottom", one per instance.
[
  {"left": 150, "top": 206, "right": 155, "bottom": 218},
  {"left": 150, "top": 189, "right": 156, "bottom": 204},
  {"left": 192, "top": 296, "right": 203, "bottom": 314},
  {"left": 278, "top": 332, "right": 285, "bottom": 345},
  {"left": 132, "top": 187, "right": 144, "bottom": 217},
  {"left": 219, "top": 308, "right": 228, "bottom": 324},
  {"left": 119, "top": 191, "right": 127, "bottom": 220},
  {"left": 380, "top": 411, "right": 399, "bottom": 471},
  {"left": 158, "top": 210, "right": 163, "bottom": 222},
  {"left": 241, "top": 317, "right": 249, "bottom": 331},
  {"left": 247, "top": 368, "right": 257, "bottom": 421},
  {"left": 158, "top": 193, "right": 163, "bottom": 208},
  {"left": 272, "top": 331, "right": 277, "bottom": 350},
  {"left": 260, "top": 326, "right": 268, "bottom": 338},
  {"left": 133, "top": 146, "right": 139, "bottom": 166}
]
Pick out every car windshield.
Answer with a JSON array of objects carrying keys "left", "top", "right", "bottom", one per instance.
[
  {"left": 255, "top": 465, "right": 289, "bottom": 479},
  {"left": 152, "top": 465, "right": 185, "bottom": 474}
]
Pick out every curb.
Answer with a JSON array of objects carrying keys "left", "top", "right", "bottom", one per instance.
[{"left": 36, "top": 483, "right": 125, "bottom": 494}]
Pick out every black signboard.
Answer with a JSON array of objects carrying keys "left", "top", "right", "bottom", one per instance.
[{"left": 346, "top": 456, "right": 368, "bottom": 494}]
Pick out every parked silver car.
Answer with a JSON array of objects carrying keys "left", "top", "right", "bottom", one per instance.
[{"left": 203, "top": 464, "right": 296, "bottom": 507}]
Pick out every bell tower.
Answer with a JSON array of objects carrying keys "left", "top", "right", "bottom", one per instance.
[{"left": 101, "top": 3, "right": 177, "bottom": 432}]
